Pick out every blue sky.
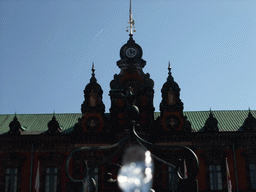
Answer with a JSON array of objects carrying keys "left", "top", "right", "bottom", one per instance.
[{"left": 0, "top": 0, "right": 255, "bottom": 114}]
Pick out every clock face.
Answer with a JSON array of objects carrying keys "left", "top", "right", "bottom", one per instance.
[{"left": 125, "top": 47, "right": 137, "bottom": 58}]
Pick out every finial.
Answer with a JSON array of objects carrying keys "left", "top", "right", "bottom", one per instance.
[
  {"left": 14, "top": 111, "right": 18, "bottom": 121},
  {"left": 52, "top": 111, "right": 56, "bottom": 120},
  {"left": 248, "top": 107, "right": 251, "bottom": 115},
  {"left": 126, "top": 0, "right": 136, "bottom": 35},
  {"left": 92, "top": 62, "right": 95, "bottom": 77},
  {"left": 90, "top": 62, "right": 97, "bottom": 83},
  {"left": 168, "top": 61, "right": 172, "bottom": 75},
  {"left": 166, "top": 61, "right": 174, "bottom": 82},
  {"left": 209, "top": 108, "right": 214, "bottom": 118}
]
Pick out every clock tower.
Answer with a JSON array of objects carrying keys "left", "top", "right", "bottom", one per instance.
[
  {"left": 109, "top": 1, "right": 154, "bottom": 133},
  {"left": 110, "top": 34, "right": 155, "bottom": 133}
]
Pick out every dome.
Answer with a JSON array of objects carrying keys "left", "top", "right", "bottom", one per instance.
[{"left": 120, "top": 35, "right": 143, "bottom": 59}]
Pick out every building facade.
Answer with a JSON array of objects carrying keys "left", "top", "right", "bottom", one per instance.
[{"left": 0, "top": 4, "right": 256, "bottom": 192}]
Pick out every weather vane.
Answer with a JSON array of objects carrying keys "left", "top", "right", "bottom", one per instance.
[{"left": 126, "top": 0, "right": 136, "bottom": 35}]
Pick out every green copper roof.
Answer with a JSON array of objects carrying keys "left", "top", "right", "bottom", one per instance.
[
  {"left": 183, "top": 110, "right": 256, "bottom": 132},
  {"left": 0, "top": 110, "right": 255, "bottom": 135},
  {"left": 0, "top": 113, "right": 82, "bottom": 135}
]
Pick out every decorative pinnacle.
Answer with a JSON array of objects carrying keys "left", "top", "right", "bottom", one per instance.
[
  {"left": 126, "top": 0, "right": 136, "bottom": 35},
  {"left": 167, "top": 61, "right": 174, "bottom": 82},
  {"left": 168, "top": 61, "right": 172, "bottom": 75},
  {"left": 248, "top": 107, "right": 252, "bottom": 115},
  {"left": 209, "top": 108, "right": 214, "bottom": 118},
  {"left": 92, "top": 62, "right": 95, "bottom": 77},
  {"left": 90, "top": 62, "right": 97, "bottom": 83}
]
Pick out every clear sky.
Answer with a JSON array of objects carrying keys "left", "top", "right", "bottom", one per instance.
[{"left": 0, "top": 0, "right": 255, "bottom": 115}]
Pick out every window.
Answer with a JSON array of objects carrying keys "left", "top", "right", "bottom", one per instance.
[
  {"left": 38, "top": 153, "right": 65, "bottom": 192},
  {"left": 209, "top": 165, "right": 223, "bottom": 190},
  {"left": 201, "top": 149, "right": 228, "bottom": 191},
  {"left": 0, "top": 153, "right": 26, "bottom": 192},
  {"left": 242, "top": 150, "right": 256, "bottom": 190},
  {"left": 45, "top": 167, "right": 58, "bottom": 192},
  {"left": 249, "top": 164, "right": 256, "bottom": 189},
  {"left": 4, "top": 168, "right": 18, "bottom": 192}
]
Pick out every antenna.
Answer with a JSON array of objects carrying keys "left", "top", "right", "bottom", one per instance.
[{"left": 126, "top": 0, "right": 136, "bottom": 35}]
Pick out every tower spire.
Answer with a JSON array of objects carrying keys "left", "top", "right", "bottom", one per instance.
[
  {"left": 90, "top": 62, "right": 96, "bottom": 83},
  {"left": 126, "top": 0, "right": 136, "bottom": 35},
  {"left": 168, "top": 61, "right": 172, "bottom": 75},
  {"left": 91, "top": 62, "right": 95, "bottom": 77}
]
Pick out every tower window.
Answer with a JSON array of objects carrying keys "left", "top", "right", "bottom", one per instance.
[
  {"left": 209, "top": 165, "right": 223, "bottom": 190},
  {"left": 45, "top": 167, "right": 58, "bottom": 192},
  {"left": 4, "top": 167, "right": 18, "bottom": 192}
]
